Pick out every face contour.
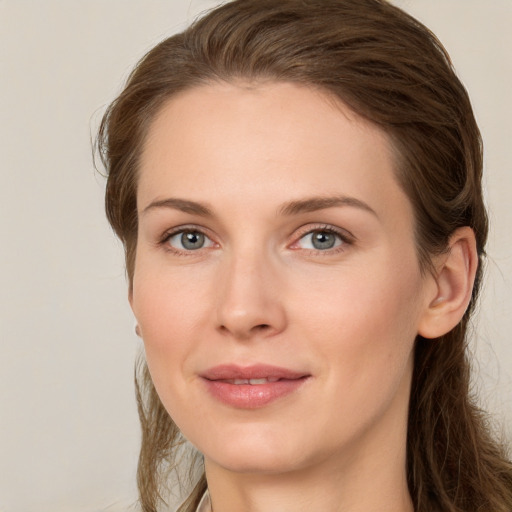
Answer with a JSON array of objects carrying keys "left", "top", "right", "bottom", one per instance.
[{"left": 131, "top": 82, "right": 435, "bottom": 476}]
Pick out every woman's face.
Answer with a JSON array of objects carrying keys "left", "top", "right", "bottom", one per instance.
[{"left": 131, "top": 82, "right": 436, "bottom": 475}]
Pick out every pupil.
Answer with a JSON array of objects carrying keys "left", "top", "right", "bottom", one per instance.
[
  {"left": 312, "top": 231, "right": 335, "bottom": 249},
  {"left": 181, "top": 231, "right": 204, "bottom": 250}
]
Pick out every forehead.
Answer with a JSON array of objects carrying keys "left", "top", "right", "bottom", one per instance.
[{"left": 138, "top": 81, "right": 410, "bottom": 222}]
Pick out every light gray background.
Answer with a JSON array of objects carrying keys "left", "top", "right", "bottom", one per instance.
[{"left": 1, "top": 1, "right": 511, "bottom": 511}]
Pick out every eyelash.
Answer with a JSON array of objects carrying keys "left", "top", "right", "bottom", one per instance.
[
  {"left": 158, "top": 225, "right": 217, "bottom": 256},
  {"left": 290, "top": 224, "right": 353, "bottom": 255},
  {"left": 158, "top": 223, "right": 354, "bottom": 256}
]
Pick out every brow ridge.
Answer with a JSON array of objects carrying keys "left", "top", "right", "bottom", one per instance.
[
  {"left": 142, "top": 195, "right": 377, "bottom": 219},
  {"left": 279, "top": 195, "right": 377, "bottom": 217},
  {"left": 142, "top": 198, "right": 213, "bottom": 217}
]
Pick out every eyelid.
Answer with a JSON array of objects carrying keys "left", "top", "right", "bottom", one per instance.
[
  {"left": 289, "top": 223, "right": 355, "bottom": 251},
  {"left": 159, "top": 224, "right": 218, "bottom": 254},
  {"left": 156, "top": 222, "right": 354, "bottom": 255}
]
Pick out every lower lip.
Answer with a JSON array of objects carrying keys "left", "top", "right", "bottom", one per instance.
[{"left": 202, "top": 377, "right": 310, "bottom": 409}]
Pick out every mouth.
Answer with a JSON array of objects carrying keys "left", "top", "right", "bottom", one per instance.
[
  {"left": 216, "top": 377, "right": 281, "bottom": 385},
  {"left": 201, "top": 363, "right": 309, "bottom": 381},
  {"left": 200, "top": 364, "right": 311, "bottom": 408}
]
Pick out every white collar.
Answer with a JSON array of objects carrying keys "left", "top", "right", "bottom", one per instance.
[{"left": 196, "top": 490, "right": 211, "bottom": 512}]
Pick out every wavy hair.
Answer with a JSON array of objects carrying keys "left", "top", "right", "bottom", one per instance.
[{"left": 96, "top": 1, "right": 512, "bottom": 510}]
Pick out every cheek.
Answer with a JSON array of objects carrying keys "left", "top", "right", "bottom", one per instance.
[
  {"left": 130, "top": 261, "right": 212, "bottom": 378},
  {"left": 297, "top": 259, "right": 424, "bottom": 382},
  {"left": 130, "top": 273, "right": 210, "bottom": 427},
  {"left": 285, "top": 263, "right": 424, "bottom": 448}
]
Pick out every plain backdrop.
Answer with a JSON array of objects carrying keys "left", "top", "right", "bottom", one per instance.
[{"left": 1, "top": 1, "right": 511, "bottom": 511}]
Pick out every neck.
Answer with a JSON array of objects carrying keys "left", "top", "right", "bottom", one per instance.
[
  {"left": 205, "top": 460, "right": 412, "bottom": 512},
  {"left": 204, "top": 414, "right": 413, "bottom": 512}
]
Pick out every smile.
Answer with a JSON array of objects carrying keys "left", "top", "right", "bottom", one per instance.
[
  {"left": 218, "top": 377, "right": 280, "bottom": 385},
  {"left": 200, "top": 364, "right": 311, "bottom": 408}
]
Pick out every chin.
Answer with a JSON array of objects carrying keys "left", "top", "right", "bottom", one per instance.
[
  {"left": 210, "top": 448, "right": 305, "bottom": 475},
  {"left": 193, "top": 424, "right": 308, "bottom": 474}
]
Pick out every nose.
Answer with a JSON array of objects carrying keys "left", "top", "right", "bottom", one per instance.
[{"left": 215, "top": 250, "right": 287, "bottom": 341}]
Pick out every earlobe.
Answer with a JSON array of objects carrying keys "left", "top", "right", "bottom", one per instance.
[
  {"left": 418, "top": 227, "right": 478, "bottom": 339},
  {"left": 128, "top": 287, "right": 142, "bottom": 337}
]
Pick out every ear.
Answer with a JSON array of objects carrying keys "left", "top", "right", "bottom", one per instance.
[
  {"left": 418, "top": 227, "right": 478, "bottom": 339},
  {"left": 128, "top": 287, "right": 142, "bottom": 337}
]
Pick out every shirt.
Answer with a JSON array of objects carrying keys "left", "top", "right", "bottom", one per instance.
[{"left": 196, "top": 491, "right": 211, "bottom": 512}]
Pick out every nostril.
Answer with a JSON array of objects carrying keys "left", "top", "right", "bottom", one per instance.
[{"left": 217, "top": 322, "right": 274, "bottom": 339}]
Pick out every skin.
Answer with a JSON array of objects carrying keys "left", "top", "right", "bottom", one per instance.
[{"left": 131, "top": 81, "right": 450, "bottom": 512}]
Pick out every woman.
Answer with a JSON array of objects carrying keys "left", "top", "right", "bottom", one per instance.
[{"left": 96, "top": 0, "right": 512, "bottom": 511}]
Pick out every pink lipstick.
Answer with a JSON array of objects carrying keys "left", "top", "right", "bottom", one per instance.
[{"left": 200, "top": 364, "right": 310, "bottom": 409}]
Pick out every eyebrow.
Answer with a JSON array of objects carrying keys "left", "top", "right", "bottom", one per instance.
[
  {"left": 142, "top": 198, "right": 213, "bottom": 217},
  {"left": 279, "top": 195, "right": 378, "bottom": 217},
  {"left": 141, "top": 195, "right": 378, "bottom": 218}
]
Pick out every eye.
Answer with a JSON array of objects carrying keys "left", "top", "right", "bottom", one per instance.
[
  {"left": 296, "top": 229, "right": 345, "bottom": 251},
  {"left": 165, "top": 229, "right": 215, "bottom": 251}
]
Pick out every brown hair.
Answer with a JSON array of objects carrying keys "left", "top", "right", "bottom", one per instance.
[{"left": 96, "top": 0, "right": 512, "bottom": 510}]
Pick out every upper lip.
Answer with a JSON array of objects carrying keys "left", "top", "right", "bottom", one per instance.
[{"left": 200, "top": 364, "right": 309, "bottom": 381}]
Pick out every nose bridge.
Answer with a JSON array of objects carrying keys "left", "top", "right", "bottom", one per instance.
[{"left": 215, "top": 242, "right": 286, "bottom": 340}]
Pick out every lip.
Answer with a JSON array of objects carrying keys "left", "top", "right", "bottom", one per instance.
[{"left": 200, "top": 364, "right": 311, "bottom": 409}]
